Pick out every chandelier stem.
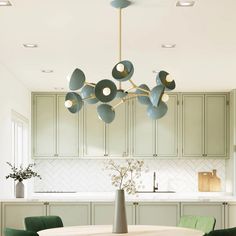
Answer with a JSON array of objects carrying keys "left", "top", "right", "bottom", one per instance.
[
  {"left": 129, "top": 79, "right": 150, "bottom": 94},
  {"left": 83, "top": 95, "right": 96, "bottom": 101},
  {"left": 118, "top": 8, "right": 122, "bottom": 90},
  {"left": 112, "top": 99, "right": 124, "bottom": 110}
]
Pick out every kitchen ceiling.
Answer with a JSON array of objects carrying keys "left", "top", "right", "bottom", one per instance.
[{"left": 0, "top": 0, "right": 236, "bottom": 92}]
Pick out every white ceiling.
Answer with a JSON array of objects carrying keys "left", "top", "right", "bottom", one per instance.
[{"left": 0, "top": 0, "right": 236, "bottom": 92}]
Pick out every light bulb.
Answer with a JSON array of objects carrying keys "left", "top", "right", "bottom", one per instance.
[
  {"left": 166, "top": 74, "right": 173, "bottom": 83},
  {"left": 65, "top": 100, "right": 73, "bottom": 108},
  {"left": 162, "top": 94, "right": 169, "bottom": 102},
  {"left": 116, "top": 63, "right": 125, "bottom": 72},
  {"left": 103, "top": 87, "right": 111, "bottom": 96}
]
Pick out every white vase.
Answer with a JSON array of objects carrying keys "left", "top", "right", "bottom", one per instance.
[
  {"left": 15, "top": 181, "right": 24, "bottom": 198},
  {"left": 113, "top": 189, "right": 128, "bottom": 234}
]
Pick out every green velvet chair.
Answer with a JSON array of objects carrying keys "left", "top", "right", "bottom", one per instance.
[
  {"left": 205, "top": 227, "right": 236, "bottom": 236},
  {"left": 195, "top": 216, "right": 216, "bottom": 234},
  {"left": 178, "top": 215, "right": 198, "bottom": 229},
  {"left": 4, "top": 228, "right": 39, "bottom": 236},
  {"left": 178, "top": 215, "right": 216, "bottom": 233},
  {"left": 24, "top": 216, "right": 63, "bottom": 233}
]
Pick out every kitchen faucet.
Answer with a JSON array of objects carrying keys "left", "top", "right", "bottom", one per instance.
[{"left": 153, "top": 172, "right": 158, "bottom": 192}]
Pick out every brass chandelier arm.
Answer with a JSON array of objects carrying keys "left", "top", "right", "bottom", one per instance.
[
  {"left": 83, "top": 95, "right": 96, "bottom": 100},
  {"left": 85, "top": 82, "right": 96, "bottom": 87},
  {"left": 129, "top": 79, "right": 150, "bottom": 94}
]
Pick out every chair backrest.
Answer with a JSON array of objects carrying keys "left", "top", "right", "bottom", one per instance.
[
  {"left": 178, "top": 215, "right": 198, "bottom": 229},
  {"left": 205, "top": 227, "right": 236, "bottom": 236},
  {"left": 195, "top": 216, "right": 216, "bottom": 234},
  {"left": 4, "top": 228, "right": 39, "bottom": 236},
  {"left": 24, "top": 216, "right": 63, "bottom": 233}
]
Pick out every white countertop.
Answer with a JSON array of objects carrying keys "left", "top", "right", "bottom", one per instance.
[{"left": 1, "top": 192, "right": 236, "bottom": 202}]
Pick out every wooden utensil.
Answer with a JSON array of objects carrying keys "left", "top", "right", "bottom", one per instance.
[
  {"left": 209, "top": 169, "right": 221, "bottom": 192},
  {"left": 198, "top": 172, "right": 212, "bottom": 192}
]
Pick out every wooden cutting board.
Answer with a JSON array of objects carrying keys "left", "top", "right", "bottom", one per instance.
[
  {"left": 198, "top": 172, "right": 212, "bottom": 192},
  {"left": 209, "top": 169, "right": 221, "bottom": 192}
]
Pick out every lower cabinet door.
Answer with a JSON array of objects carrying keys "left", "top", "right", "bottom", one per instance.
[
  {"left": 181, "top": 202, "right": 225, "bottom": 229},
  {"left": 92, "top": 202, "right": 135, "bottom": 225},
  {"left": 47, "top": 202, "right": 91, "bottom": 226},
  {"left": 2, "top": 202, "right": 46, "bottom": 232},
  {"left": 226, "top": 203, "right": 236, "bottom": 228},
  {"left": 135, "top": 202, "right": 180, "bottom": 226},
  {"left": 0, "top": 202, "right": 2, "bottom": 236}
]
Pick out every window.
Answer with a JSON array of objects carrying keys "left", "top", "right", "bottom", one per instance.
[{"left": 11, "top": 110, "right": 29, "bottom": 168}]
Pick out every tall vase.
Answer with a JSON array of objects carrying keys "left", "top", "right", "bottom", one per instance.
[
  {"left": 15, "top": 181, "right": 24, "bottom": 198},
  {"left": 113, "top": 189, "right": 128, "bottom": 234}
]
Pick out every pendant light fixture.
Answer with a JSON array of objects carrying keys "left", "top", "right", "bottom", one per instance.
[{"left": 65, "top": 0, "right": 176, "bottom": 123}]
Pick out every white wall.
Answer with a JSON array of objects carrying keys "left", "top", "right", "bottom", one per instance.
[{"left": 0, "top": 64, "right": 30, "bottom": 198}]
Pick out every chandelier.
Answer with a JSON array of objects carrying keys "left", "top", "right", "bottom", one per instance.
[{"left": 65, "top": 0, "right": 176, "bottom": 124}]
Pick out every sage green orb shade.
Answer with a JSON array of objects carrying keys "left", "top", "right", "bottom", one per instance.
[
  {"left": 69, "top": 68, "right": 86, "bottom": 91},
  {"left": 156, "top": 70, "right": 175, "bottom": 91},
  {"left": 81, "top": 84, "right": 99, "bottom": 104},
  {"left": 95, "top": 79, "right": 117, "bottom": 103},
  {"left": 150, "top": 85, "right": 165, "bottom": 107},
  {"left": 116, "top": 89, "right": 128, "bottom": 99},
  {"left": 111, "top": 0, "right": 131, "bottom": 9},
  {"left": 65, "top": 92, "right": 83, "bottom": 113},
  {"left": 112, "top": 60, "right": 134, "bottom": 82},
  {"left": 136, "top": 84, "right": 152, "bottom": 105},
  {"left": 97, "top": 104, "right": 115, "bottom": 123},
  {"left": 147, "top": 101, "right": 168, "bottom": 120}
]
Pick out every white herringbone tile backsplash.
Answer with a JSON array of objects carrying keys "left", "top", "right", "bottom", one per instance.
[{"left": 34, "top": 159, "right": 226, "bottom": 193}]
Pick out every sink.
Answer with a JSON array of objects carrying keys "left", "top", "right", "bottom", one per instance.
[{"left": 136, "top": 191, "right": 176, "bottom": 193}]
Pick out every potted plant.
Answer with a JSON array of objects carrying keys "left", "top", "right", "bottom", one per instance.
[
  {"left": 104, "top": 159, "right": 147, "bottom": 233},
  {"left": 6, "top": 162, "right": 41, "bottom": 198}
]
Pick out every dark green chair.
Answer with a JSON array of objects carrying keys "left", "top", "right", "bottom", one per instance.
[
  {"left": 4, "top": 228, "right": 39, "bottom": 236},
  {"left": 205, "top": 227, "right": 236, "bottom": 236},
  {"left": 24, "top": 216, "right": 63, "bottom": 233},
  {"left": 195, "top": 216, "right": 216, "bottom": 234},
  {"left": 178, "top": 215, "right": 198, "bottom": 229}
]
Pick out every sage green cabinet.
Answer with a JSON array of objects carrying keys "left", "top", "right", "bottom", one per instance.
[
  {"left": 181, "top": 202, "right": 225, "bottom": 229},
  {"left": 2, "top": 202, "right": 46, "bottom": 232},
  {"left": 47, "top": 202, "right": 90, "bottom": 226},
  {"left": 132, "top": 94, "right": 179, "bottom": 158},
  {"left": 33, "top": 94, "right": 56, "bottom": 157},
  {"left": 226, "top": 203, "right": 236, "bottom": 228},
  {"left": 32, "top": 93, "right": 80, "bottom": 158},
  {"left": 83, "top": 101, "right": 129, "bottom": 158},
  {"left": 135, "top": 202, "right": 180, "bottom": 226},
  {"left": 0, "top": 202, "right": 2, "bottom": 236},
  {"left": 182, "top": 94, "right": 228, "bottom": 158},
  {"left": 57, "top": 95, "right": 80, "bottom": 157},
  {"left": 91, "top": 202, "right": 135, "bottom": 225}
]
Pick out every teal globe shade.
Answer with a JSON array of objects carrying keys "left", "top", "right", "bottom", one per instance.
[
  {"left": 97, "top": 104, "right": 115, "bottom": 123},
  {"left": 147, "top": 101, "right": 168, "bottom": 120},
  {"left": 136, "top": 84, "right": 151, "bottom": 105},
  {"left": 81, "top": 84, "right": 99, "bottom": 104},
  {"left": 95, "top": 79, "right": 117, "bottom": 103},
  {"left": 116, "top": 89, "right": 128, "bottom": 99},
  {"left": 150, "top": 85, "right": 165, "bottom": 107},
  {"left": 156, "top": 70, "right": 175, "bottom": 91},
  {"left": 69, "top": 68, "right": 86, "bottom": 91},
  {"left": 65, "top": 92, "right": 83, "bottom": 113},
  {"left": 112, "top": 60, "right": 134, "bottom": 82}
]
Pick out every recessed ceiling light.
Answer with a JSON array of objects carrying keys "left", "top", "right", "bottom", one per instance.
[
  {"left": 23, "top": 44, "right": 38, "bottom": 48},
  {"left": 42, "top": 69, "right": 54, "bottom": 73},
  {"left": 0, "top": 0, "right": 12, "bottom": 6},
  {"left": 176, "top": 0, "right": 195, "bottom": 7},
  {"left": 161, "top": 44, "right": 176, "bottom": 48}
]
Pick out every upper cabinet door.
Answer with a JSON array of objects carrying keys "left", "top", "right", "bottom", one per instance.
[
  {"left": 57, "top": 95, "right": 80, "bottom": 157},
  {"left": 106, "top": 101, "right": 129, "bottom": 157},
  {"left": 83, "top": 104, "right": 105, "bottom": 157},
  {"left": 182, "top": 94, "right": 205, "bottom": 157},
  {"left": 33, "top": 94, "right": 56, "bottom": 157},
  {"left": 132, "top": 99, "right": 155, "bottom": 157},
  {"left": 205, "top": 94, "right": 228, "bottom": 157},
  {"left": 156, "top": 94, "right": 178, "bottom": 157}
]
